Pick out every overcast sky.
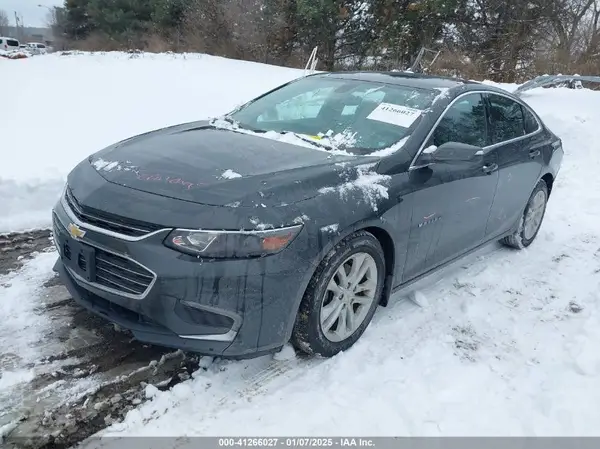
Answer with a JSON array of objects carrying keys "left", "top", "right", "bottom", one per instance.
[{"left": 1, "top": 0, "right": 63, "bottom": 28}]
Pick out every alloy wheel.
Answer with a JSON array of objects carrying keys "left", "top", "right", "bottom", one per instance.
[
  {"left": 320, "top": 252, "right": 378, "bottom": 343},
  {"left": 523, "top": 189, "right": 547, "bottom": 240}
]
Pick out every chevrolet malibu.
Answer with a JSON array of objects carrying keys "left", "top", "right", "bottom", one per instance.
[{"left": 52, "top": 72, "right": 563, "bottom": 359}]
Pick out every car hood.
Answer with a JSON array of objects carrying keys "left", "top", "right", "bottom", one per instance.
[{"left": 90, "top": 121, "right": 365, "bottom": 207}]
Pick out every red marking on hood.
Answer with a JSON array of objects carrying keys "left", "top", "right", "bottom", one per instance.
[{"left": 135, "top": 172, "right": 206, "bottom": 190}]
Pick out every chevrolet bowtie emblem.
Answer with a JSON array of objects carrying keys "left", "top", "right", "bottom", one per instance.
[{"left": 67, "top": 223, "right": 86, "bottom": 240}]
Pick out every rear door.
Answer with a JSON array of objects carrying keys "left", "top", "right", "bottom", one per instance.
[
  {"left": 402, "top": 92, "right": 499, "bottom": 281},
  {"left": 484, "top": 93, "right": 546, "bottom": 238}
]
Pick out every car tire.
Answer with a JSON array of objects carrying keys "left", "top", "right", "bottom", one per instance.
[
  {"left": 501, "top": 179, "right": 549, "bottom": 249},
  {"left": 291, "top": 230, "right": 385, "bottom": 357}
]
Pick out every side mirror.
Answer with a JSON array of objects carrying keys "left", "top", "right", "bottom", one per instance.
[
  {"left": 416, "top": 142, "right": 483, "bottom": 167},
  {"left": 430, "top": 142, "right": 484, "bottom": 162}
]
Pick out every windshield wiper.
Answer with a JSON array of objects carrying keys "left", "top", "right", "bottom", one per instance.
[{"left": 279, "top": 130, "right": 337, "bottom": 151}]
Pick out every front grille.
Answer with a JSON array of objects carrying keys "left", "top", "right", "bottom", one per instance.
[
  {"left": 95, "top": 248, "right": 154, "bottom": 296},
  {"left": 65, "top": 187, "right": 161, "bottom": 237}
]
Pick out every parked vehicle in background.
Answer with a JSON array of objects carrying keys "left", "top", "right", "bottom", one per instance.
[
  {"left": 0, "top": 37, "right": 20, "bottom": 52},
  {"left": 26, "top": 43, "right": 48, "bottom": 55}
]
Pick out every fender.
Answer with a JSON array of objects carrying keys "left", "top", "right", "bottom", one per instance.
[{"left": 282, "top": 215, "right": 401, "bottom": 342}]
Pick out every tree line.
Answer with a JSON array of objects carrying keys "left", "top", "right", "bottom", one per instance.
[{"left": 46, "top": 0, "right": 600, "bottom": 82}]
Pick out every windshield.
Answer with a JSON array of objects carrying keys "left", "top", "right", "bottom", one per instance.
[{"left": 229, "top": 76, "right": 439, "bottom": 155}]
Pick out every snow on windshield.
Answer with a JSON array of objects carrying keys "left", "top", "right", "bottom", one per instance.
[
  {"left": 209, "top": 117, "right": 356, "bottom": 157},
  {"left": 224, "top": 76, "right": 439, "bottom": 157}
]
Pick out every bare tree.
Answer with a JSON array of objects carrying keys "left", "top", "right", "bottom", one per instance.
[
  {"left": 44, "top": 8, "right": 57, "bottom": 28},
  {"left": 544, "top": 0, "right": 596, "bottom": 69},
  {"left": 0, "top": 9, "right": 10, "bottom": 36},
  {"left": 181, "top": 0, "right": 234, "bottom": 56},
  {"left": 221, "top": 0, "right": 270, "bottom": 62},
  {"left": 575, "top": 0, "right": 600, "bottom": 68},
  {"left": 452, "top": 0, "right": 553, "bottom": 82}
]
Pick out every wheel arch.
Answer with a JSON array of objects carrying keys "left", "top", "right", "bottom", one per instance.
[
  {"left": 362, "top": 226, "right": 395, "bottom": 307},
  {"left": 541, "top": 172, "right": 554, "bottom": 197}
]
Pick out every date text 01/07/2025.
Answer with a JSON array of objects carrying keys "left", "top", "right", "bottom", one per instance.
[{"left": 218, "top": 438, "right": 376, "bottom": 447}]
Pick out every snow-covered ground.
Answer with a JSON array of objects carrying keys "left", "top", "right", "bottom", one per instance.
[{"left": 2, "top": 52, "right": 600, "bottom": 440}]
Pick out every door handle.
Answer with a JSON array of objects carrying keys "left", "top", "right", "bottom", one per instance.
[
  {"left": 482, "top": 163, "right": 498, "bottom": 174},
  {"left": 529, "top": 149, "right": 541, "bottom": 159}
]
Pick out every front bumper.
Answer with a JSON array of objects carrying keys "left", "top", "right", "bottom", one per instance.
[{"left": 52, "top": 195, "right": 313, "bottom": 358}]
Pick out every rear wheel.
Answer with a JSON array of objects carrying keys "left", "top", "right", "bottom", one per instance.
[
  {"left": 291, "top": 231, "right": 385, "bottom": 357},
  {"left": 501, "top": 180, "right": 549, "bottom": 249}
]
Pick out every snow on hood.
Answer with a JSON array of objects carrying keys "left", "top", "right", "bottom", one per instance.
[
  {"left": 91, "top": 158, "right": 137, "bottom": 172},
  {"left": 220, "top": 169, "right": 242, "bottom": 179}
]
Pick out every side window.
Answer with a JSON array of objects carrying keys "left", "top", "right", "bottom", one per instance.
[
  {"left": 430, "top": 93, "right": 487, "bottom": 148},
  {"left": 487, "top": 94, "right": 526, "bottom": 144},
  {"left": 522, "top": 105, "right": 539, "bottom": 134}
]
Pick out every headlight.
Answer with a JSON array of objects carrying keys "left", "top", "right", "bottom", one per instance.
[{"left": 164, "top": 225, "right": 303, "bottom": 258}]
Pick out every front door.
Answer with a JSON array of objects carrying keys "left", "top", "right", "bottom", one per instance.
[{"left": 402, "top": 92, "right": 499, "bottom": 282}]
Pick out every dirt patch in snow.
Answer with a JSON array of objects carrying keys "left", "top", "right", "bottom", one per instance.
[{"left": 0, "top": 230, "right": 52, "bottom": 276}]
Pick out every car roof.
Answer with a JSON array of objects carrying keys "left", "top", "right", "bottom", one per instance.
[{"left": 318, "top": 71, "right": 481, "bottom": 90}]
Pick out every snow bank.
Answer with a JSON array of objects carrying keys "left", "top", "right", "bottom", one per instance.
[{"left": 0, "top": 52, "right": 304, "bottom": 234}]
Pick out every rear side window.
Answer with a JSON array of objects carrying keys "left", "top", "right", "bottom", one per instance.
[
  {"left": 430, "top": 93, "right": 488, "bottom": 148},
  {"left": 7, "top": 39, "right": 19, "bottom": 47},
  {"left": 522, "top": 105, "right": 539, "bottom": 134},
  {"left": 487, "top": 94, "right": 526, "bottom": 144}
]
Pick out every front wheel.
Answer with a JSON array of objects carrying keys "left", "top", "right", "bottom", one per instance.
[
  {"left": 291, "top": 231, "right": 385, "bottom": 357},
  {"left": 501, "top": 180, "right": 549, "bottom": 249}
]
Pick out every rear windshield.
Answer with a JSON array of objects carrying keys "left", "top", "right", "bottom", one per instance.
[
  {"left": 230, "top": 76, "right": 439, "bottom": 155},
  {"left": 7, "top": 39, "right": 19, "bottom": 47}
]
